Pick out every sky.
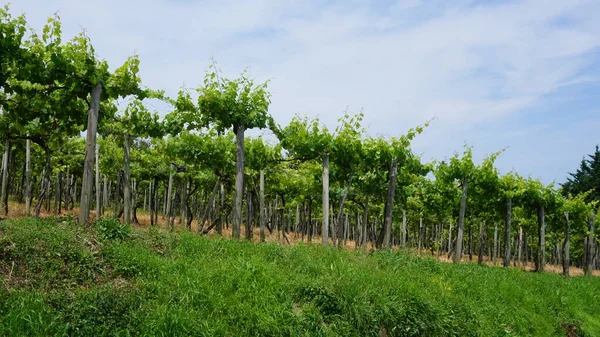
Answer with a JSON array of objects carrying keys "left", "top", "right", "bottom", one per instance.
[{"left": 9, "top": 0, "right": 600, "bottom": 185}]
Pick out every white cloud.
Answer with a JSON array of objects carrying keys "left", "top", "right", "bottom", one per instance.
[{"left": 9, "top": 0, "right": 600, "bottom": 183}]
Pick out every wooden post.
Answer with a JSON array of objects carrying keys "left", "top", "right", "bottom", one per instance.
[
  {"left": 233, "top": 125, "right": 245, "bottom": 240},
  {"left": 79, "top": 83, "right": 102, "bottom": 225},
  {"left": 123, "top": 135, "right": 131, "bottom": 225},
  {"left": 454, "top": 178, "right": 468, "bottom": 263},
  {"left": 382, "top": 159, "right": 398, "bottom": 248},
  {"left": 584, "top": 211, "right": 595, "bottom": 276},
  {"left": 322, "top": 154, "right": 329, "bottom": 245},
  {"left": 478, "top": 221, "right": 485, "bottom": 264},
  {"left": 563, "top": 212, "right": 570, "bottom": 276},
  {"left": 25, "top": 139, "right": 31, "bottom": 216},
  {"left": 401, "top": 209, "right": 407, "bottom": 247},
  {"left": 362, "top": 198, "right": 369, "bottom": 248},
  {"left": 1, "top": 140, "right": 10, "bottom": 215},
  {"left": 166, "top": 164, "right": 174, "bottom": 228},
  {"left": 180, "top": 179, "right": 188, "bottom": 228},
  {"left": 95, "top": 141, "right": 101, "bottom": 218},
  {"left": 503, "top": 198, "right": 512, "bottom": 267},
  {"left": 448, "top": 222, "right": 453, "bottom": 255},
  {"left": 217, "top": 182, "right": 224, "bottom": 235},
  {"left": 102, "top": 175, "right": 108, "bottom": 216},
  {"left": 537, "top": 205, "right": 546, "bottom": 272},
  {"left": 54, "top": 172, "right": 61, "bottom": 214}
]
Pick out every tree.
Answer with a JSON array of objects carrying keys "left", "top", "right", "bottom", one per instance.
[
  {"left": 437, "top": 147, "right": 501, "bottom": 263},
  {"left": 498, "top": 172, "right": 523, "bottom": 267},
  {"left": 436, "top": 147, "right": 474, "bottom": 263},
  {"left": 245, "top": 136, "right": 281, "bottom": 241},
  {"left": 563, "top": 145, "right": 600, "bottom": 203},
  {"left": 1, "top": 9, "right": 104, "bottom": 217},
  {"left": 165, "top": 130, "right": 236, "bottom": 233},
  {"left": 560, "top": 192, "right": 592, "bottom": 276},
  {"left": 197, "top": 65, "right": 271, "bottom": 240},
  {"left": 467, "top": 154, "right": 501, "bottom": 264},
  {"left": 275, "top": 115, "right": 333, "bottom": 245},
  {"left": 583, "top": 208, "right": 597, "bottom": 277},
  {"left": 417, "top": 172, "right": 453, "bottom": 253},
  {"left": 0, "top": 7, "right": 158, "bottom": 224},
  {"left": 79, "top": 54, "right": 159, "bottom": 225},
  {"left": 358, "top": 123, "right": 428, "bottom": 249},
  {"left": 101, "top": 100, "right": 165, "bottom": 224},
  {"left": 522, "top": 179, "right": 560, "bottom": 272}
]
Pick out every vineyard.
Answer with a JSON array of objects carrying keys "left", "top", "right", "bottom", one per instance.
[{"left": 1, "top": 5, "right": 600, "bottom": 336}]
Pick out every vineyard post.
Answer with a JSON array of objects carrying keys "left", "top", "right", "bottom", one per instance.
[
  {"left": 25, "top": 139, "right": 31, "bottom": 216},
  {"left": 322, "top": 154, "right": 329, "bottom": 245},
  {"left": 79, "top": 82, "right": 102, "bottom": 225}
]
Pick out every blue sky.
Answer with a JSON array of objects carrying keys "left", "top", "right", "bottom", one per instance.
[{"left": 10, "top": 0, "right": 600, "bottom": 184}]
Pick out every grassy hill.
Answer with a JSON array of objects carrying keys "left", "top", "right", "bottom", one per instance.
[{"left": 1, "top": 217, "right": 599, "bottom": 336}]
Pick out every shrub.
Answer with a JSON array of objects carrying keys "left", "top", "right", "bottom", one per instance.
[
  {"left": 294, "top": 285, "right": 342, "bottom": 317},
  {"left": 95, "top": 217, "right": 130, "bottom": 242},
  {"left": 48, "top": 285, "right": 142, "bottom": 337}
]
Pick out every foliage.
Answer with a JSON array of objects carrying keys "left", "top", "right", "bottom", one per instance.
[
  {"left": 101, "top": 99, "right": 165, "bottom": 139},
  {"left": 198, "top": 64, "right": 272, "bottom": 133},
  {"left": 563, "top": 145, "right": 600, "bottom": 204},
  {"left": 95, "top": 217, "right": 130, "bottom": 242}
]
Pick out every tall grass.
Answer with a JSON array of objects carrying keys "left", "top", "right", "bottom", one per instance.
[{"left": 1, "top": 217, "right": 599, "bottom": 336}]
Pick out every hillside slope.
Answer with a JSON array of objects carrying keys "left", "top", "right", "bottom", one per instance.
[{"left": 1, "top": 217, "right": 599, "bottom": 336}]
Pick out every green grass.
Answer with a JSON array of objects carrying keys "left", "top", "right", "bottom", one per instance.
[{"left": 1, "top": 217, "right": 599, "bottom": 336}]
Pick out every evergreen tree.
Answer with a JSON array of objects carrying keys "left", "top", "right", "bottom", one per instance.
[{"left": 563, "top": 145, "right": 600, "bottom": 203}]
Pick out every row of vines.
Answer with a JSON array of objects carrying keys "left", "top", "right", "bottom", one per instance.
[{"left": 0, "top": 6, "right": 597, "bottom": 276}]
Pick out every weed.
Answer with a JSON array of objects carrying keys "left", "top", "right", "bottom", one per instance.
[
  {"left": 1, "top": 217, "right": 599, "bottom": 336},
  {"left": 95, "top": 217, "right": 130, "bottom": 242}
]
